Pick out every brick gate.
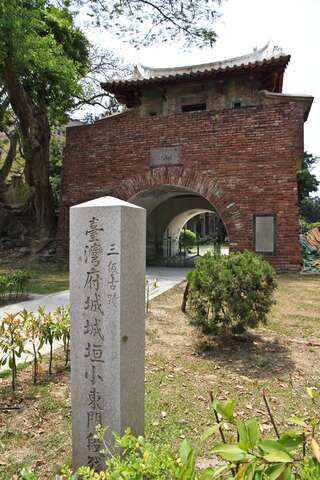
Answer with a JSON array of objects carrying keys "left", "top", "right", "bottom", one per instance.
[{"left": 57, "top": 44, "right": 313, "bottom": 271}]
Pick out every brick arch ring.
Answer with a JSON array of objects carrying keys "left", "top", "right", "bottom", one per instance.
[{"left": 115, "top": 167, "right": 243, "bottom": 242}]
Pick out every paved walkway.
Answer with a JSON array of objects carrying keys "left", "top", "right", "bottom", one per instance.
[{"left": 0, "top": 267, "right": 188, "bottom": 370}]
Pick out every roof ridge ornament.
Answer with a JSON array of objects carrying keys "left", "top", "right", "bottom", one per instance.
[{"left": 262, "top": 41, "right": 283, "bottom": 59}]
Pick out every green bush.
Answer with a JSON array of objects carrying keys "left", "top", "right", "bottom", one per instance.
[
  {"left": 179, "top": 229, "right": 197, "bottom": 250},
  {"left": 187, "top": 250, "right": 277, "bottom": 334},
  {"left": 300, "top": 218, "right": 320, "bottom": 234}
]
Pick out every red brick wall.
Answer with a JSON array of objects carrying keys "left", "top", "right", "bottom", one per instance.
[{"left": 57, "top": 102, "right": 304, "bottom": 271}]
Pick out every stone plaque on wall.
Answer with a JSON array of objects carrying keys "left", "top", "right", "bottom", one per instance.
[
  {"left": 150, "top": 146, "right": 182, "bottom": 168},
  {"left": 254, "top": 215, "right": 275, "bottom": 253}
]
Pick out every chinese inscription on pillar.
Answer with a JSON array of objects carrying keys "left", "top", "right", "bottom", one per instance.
[
  {"left": 70, "top": 196, "right": 146, "bottom": 472},
  {"left": 82, "top": 216, "right": 120, "bottom": 469}
]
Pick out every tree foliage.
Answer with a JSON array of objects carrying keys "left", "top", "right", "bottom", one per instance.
[
  {"left": 300, "top": 197, "right": 320, "bottom": 224},
  {"left": 0, "top": 0, "right": 90, "bottom": 233},
  {"left": 0, "top": 0, "right": 90, "bottom": 123},
  {"left": 49, "top": 129, "right": 65, "bottom": 204},
  {"left": 297, "top": 152, "right": 319, "bottom": 204},
  {"left": 179, "top": 229, "right": 197, "bottom": 250},
  {"left": 76, "top": 0, "right": 221, "bottom": 47}
]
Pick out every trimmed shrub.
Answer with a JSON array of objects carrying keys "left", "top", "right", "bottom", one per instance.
[
  {"left": 187, "top": 250, "right": 277, "bottom": 334},
  {"left": 179, "top": 229, "right": 197, "bottom": 250}
]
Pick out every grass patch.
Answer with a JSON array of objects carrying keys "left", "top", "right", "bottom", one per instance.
[
  {"left": 0, "top": 360, "right": 30, "bottom": 379},
  {"left": 0, "top": 273, "right": 319, "bottom": 478},
  {"left": 0, "top": 262, "right": 69, "bottom": 295}
]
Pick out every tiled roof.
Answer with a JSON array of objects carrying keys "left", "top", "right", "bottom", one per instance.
[
  {"left": 101, "top": 42, "right": 290, "bottom": 94},
  {"left": 101, "top": 55, "right": 290, "bottom": 93}
]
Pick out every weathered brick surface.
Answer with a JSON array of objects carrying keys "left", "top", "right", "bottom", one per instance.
[{"left": 57, "top": 102, "right": 304, "bottom": 271}]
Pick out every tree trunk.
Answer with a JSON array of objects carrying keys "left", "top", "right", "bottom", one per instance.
[
  {"left": 49, "top": 341, "right": 53, "bottom": 375},
  {"left": 22, "top": 113, "right": 56, "bottom": 235},
  {"left": 181, "top": 281, "right": 190, "bottom": 313},
  {"left": 0, "top": 130, "right": 18, "bottom": 185},
  {"left": 1, "top": 62, "right": 55, "bottom": 235}
]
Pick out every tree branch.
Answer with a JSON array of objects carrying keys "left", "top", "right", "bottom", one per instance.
[{"left": 0, "top": 130, "right": 18, "bottom": 185}]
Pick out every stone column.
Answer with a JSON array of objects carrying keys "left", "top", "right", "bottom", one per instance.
[{"left": 70, "top": 196, "right": 146, "bottom": 471}]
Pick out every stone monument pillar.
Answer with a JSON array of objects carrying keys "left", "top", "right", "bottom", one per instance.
[{"left": 70, "top": 196, "right": 146, "bottom": 470}]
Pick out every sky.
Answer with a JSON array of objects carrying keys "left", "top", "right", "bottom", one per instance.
[{"left": 85, "top": 0, "right": 320, "bottom": 188}]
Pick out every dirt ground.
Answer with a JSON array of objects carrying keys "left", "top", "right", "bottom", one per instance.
[{"left": 0, "top": 274, "right": 320, "bottom": 478}]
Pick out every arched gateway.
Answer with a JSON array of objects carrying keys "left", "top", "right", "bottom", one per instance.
[{"left": 57, "top": 43, "right": 313, "bottom": 271}]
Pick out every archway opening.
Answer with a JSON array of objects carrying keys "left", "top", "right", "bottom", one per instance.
[{"left": 130, "top": 185, "right": 229, "bottom": 266}]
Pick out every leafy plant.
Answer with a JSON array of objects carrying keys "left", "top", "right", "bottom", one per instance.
[
  {"left": 21, "top": 309, "right": 43, "bottom": 384},
  {"left": 55, "top": 306, "right": 70, "bottom": 367},
  {"left": 187, "top": 251, "right": 277, "bottom": 334},
  {"left": 203, "top": 391, "right": 320, "bottom": 479},
  {"left": 10, "top": 270, "right": 31, "bottom": 298},
  {"left": 0, "top": 312, "right": 26, "bottom": 392},
  {"left": 20, "top": 468, "right": 39, "bottom": 480},
  {"left": 0, "top": 305, "right": 71, "bottom": 389},
  {"left": 301, "top": 457, "right": 320, "bottom": 479},
  {"left": 38, "top": 307, "right": 60, "bottom": 375},
  {"left": 0, "top": 270, "right": 30, "bottom": 304},
  {"left": 75, "top": 427, "right": 199, "bottom": 480},
  {"left": 211, "top": 401, "right": 295, "bottom": 476}
]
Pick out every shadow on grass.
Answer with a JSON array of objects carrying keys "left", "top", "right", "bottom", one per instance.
[{"left": 194, "top": 332, "right": 295, "bottom": 379}]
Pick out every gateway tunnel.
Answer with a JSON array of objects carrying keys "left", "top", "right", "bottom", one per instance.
[{"left": 129, "top": 185, "right": 229, "bottom": 266}]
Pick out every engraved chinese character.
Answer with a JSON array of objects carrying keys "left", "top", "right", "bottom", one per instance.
[
  {"left": 88, "top": 455, "right": 103, "bottom": 470},
  {"left": 85, "top": 343, "right": 104, "bottom": 363},
  {"left": 87, "top": 411, "right": 103, "bottom": 428},
  {"left": 107, "top": 242, "right": 119, "bottom": 256},
  {"left": 88, "top": 388, "right": 104, "bottom": 411},
  {"left": 107, "top": 293, "right": 118, "bottom": 307},
  {"left": 84, "top": 318, "right": 104, "bottom": 341},
  {"left": 87, "top": 432, "right": 101, "bottom": 452},
  {"left": 84, "top": 293, "right": 104, "bottom": 315},
  {"left": 86, "top": 217, "right": 104, "bottom": 243},
  {"left": 84, "top": 242, "right": 103, "bottom": 267},
  {"left": 84, "top": 268, "right": 101, "bottom": 291},
  {"left": 85, "top": 365, "right": 104, "bottom": 385},
  {"left": 107, "top": 261, "right": 119, "bottom": 291}
]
